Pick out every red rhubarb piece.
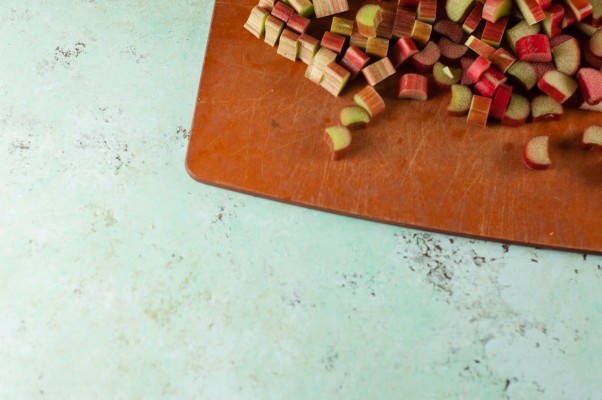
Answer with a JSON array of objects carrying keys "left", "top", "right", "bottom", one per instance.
[
  {"left": 516, "top": 34, "right": 552, "bottom": 62},
  {"left": 411, "top": 41, "right": 441, "bottom": 72},
  {"left": 523, "top": 135, "right": 551, "bottom": 170},
  {"left": 467, "top": 56, "right": 492, "bottom": 81},
  {"left": 467, "top": 95, "right": 492, "bottom": 126},
  {"left": 340, "top": 46, "right": 370, "bottom": 80},
  {"left": 321, "top": 31, "right": 347, "bottom": 54},
  {"left": 489, "top": 83, "right": 513, "bottom": 119},
  {"left": 474, "top": 67, "right": 507, "bottom": 97},
  {"left": 272, "top": 2, "right": 295, "bottom": 23},
  {"left": 439, "top": 37, "right": 469, "bottom": 63},
  {"left": 537, "top": 70, "right": 578, "bottom": 103},
  {"left": 433, "top": 20, "right": 464, "bottom": 43},
  {"left": 398, "top": 73, "right": 428, "bottom": 100},
  {"left": 388, "top": 37, "right": 419, "bottom": 68},
  {"left": 577, "top": 68, "right": 602, "bottom": 105}
]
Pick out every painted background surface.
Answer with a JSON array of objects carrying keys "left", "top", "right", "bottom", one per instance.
[{"left": 1, "top": 1, "right": 601, "bottom": 398}]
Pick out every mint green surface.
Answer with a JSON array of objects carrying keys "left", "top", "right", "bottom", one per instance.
[{"left": 2, "top": 2, "right": 602, "bottom": 399}]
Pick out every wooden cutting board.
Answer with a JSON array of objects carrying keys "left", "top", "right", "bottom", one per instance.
[{"left": 186, "top": 0, "right": 602, "bottom": 254}]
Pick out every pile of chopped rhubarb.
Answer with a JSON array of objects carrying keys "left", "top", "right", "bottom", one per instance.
[{"left": 244, "top": 0, "right": 602, "bottom": 165}]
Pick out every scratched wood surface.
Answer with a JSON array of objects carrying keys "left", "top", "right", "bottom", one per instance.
[{"left": 186, "top": 0, "right": 602, "bottom": 254}]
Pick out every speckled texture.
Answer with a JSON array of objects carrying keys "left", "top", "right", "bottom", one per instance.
[{"left": 1, "top": 2, "right": 602, "bottom": 399}]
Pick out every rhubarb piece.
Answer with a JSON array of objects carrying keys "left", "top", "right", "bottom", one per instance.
[
  {"left": 313, "top": 0, "right": 350, "bottom": 18},
  {"left": 377, "top": 4, "right": 397, "bottom": 38},
  {"left": 392, "top": 6, "right": 417, "bottom": 38},
  {"left": 465, "top": 35, "right": 496, "bottom": 58},
  {"left": 354, "top": 86, "right": 386, "bottom": 117},
  {"left": 489, "top": 83, "right": 513, "bottom": 119},
  {"left": 490, "top": 47, "right": 516, "bottom": 72},
  {"left": 538, "top": 70, "right": 578, "bottom": 103},
  {"left": 467, "top": 95, "right": 492, "bottom": 126},
  {"left": 591, "top": 0, "right": 602, "bottom": 25},
  {"left": 362, "top": 57, "right": 396, "bottom": 86},
  {"left": 288, "top": 0, "right": 315, "bottom": 17},
  {"left": 324, "top": 126, "right": 352, "bottom": 160},
  {"left": 448, "top": 84, "right": 473, "bottom": 115},
  {"left": 460, "top": 57, "right": 477, "bottom": 85},
  {"left": 411, "top": 20, "right": 433, "bottom": 46},
  {"left": 483, "top": 0, "right": 512, "bottom": 22},
  {"left": 462, "top": 3, "right": 484, "bottom": 34},
  {"left": 516, "top": 34, "right": 552, "bottom": 62},
  {"left": 505, "top": 20, "right": 541, "bottom": 53},
  {"left": 590, "top": 30, "right": 602, "bottom": 56},
  {"left": 467, "top": 55, "right": 492, "bottom": 81},
  {"left": 411, "top": 40, "right": 441, "bottom": 71},
  {"left": 561, "top": 2, "right": 579, "bottom": 27},
  {"left": 581, "top": 125, "right": 602, "bottom": 149},
  {"left": 298, "top": 34, "right": 320, "bottom": 64},
  {"left": 530, "top": 62, "right": 556, "bottom": 81},
  {"left": 272, "top": 2, "right": 295, "bottom": 22},
  {"left": 434, "top": 62, "right": 462, "bottom": 88},
  {"left": 399, "top": 73, "right": 429, "bottom": 100},
  {"left": 575, "top": 20, "right": 599, "bottom": 36},
  {"left": 331, "top": 17, "right": 355, "bottom": 36},
  {"left": 446, "top": 0, "right": 476, "bottom": 22},
  {"left": 538, "top": 0, "right": 552, "bottom": 10},
  {"left": 244, "top": 6, "right": 270, "bottom": 39},
  {"left": 523, "top": 135, "right": 551, "bottom": 170},
  {"left": 434, "top": 20, "right": 464, "bottom": 43},
  {"left": 564, "top": 0, "right": 593, "bottom": 20},
  {"left": 502, "top": 93, "right": 530, "bottom": 126},
  {"left": 507, "top": 61, "right": 538, "bottom": 91},
  {"left": 474, "top": 67, "right": 507, "bottom": 96},
  {"left": 277, "top": 29, "right": 300, "bottom": 61},
  {"left": 551, "top": 36, "right": 580, "bottom": 75},
  {"left": 320, "top": 61, "right": 351, "bottom": 96},
  {"left": 356, "top": 4, "right": 383, "bottom": 38},
  {"left": 577, "top": 67, "right": 602, "bottom": 105},
  {"left": 287, "top": 13, "right": 311, "bottom": 34},
  {"left": 389, "top": 37, "right": 419, "bottom": 68},
  {"left": 515, "top": 0, "right": 546, "bottom": 25},
  {"left": 264, "top": 15, "right": 285, "bottom": 47},
  {"left": 340, "top": 46, "right": 370, "bottom": 79},
  {"left": 482, "top": 17, "right": 508, "bottom": 47},
  {"left": 321, "top": 31, "right": 347, "bottom": 54},
  {"left": 417, "top": 0, "right": 438, "bottom": 23},
  {"left": 366, "top": 37, "right": 390, "bottom": 58},
  {"left": 305, "top": 64, "right": 325, "bottom": 84},
  {"left": 542, "top": 4, "right": 565, "bottom": 38},
  {"left": 439, "top": 37, "right": 469, "bottom": 63},
  {"left": 531, "top": 95, "right": 563, "bottom": 121},
  {"left": 312, "top": 47, "right": 338, "bottom": 68},
  {"left": 349, "top": 31, "right": 368, "bottom": 49},
  {"left": 340, "top": 105, "right": 371, "bottom": 129}
]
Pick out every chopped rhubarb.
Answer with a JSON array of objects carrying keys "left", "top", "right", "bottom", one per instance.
[
  {"left": 340, "top": 105, "right": 371, "bottom": 129},
  {"left": 591, "top": 0, "right": 602, "bottom": 25},
  {"left": 481, "top": 17, "right": 509, "bottom": 47},
  {"left": 448, "top": 84, "right": 473, "bottom": 115},
  {"left": 411, "top": 20, "right": 433, "bottom": 46},
  {"left": 577, "top": 67, "right": 602, "bottom": 105},
  {"left": 264, "top": 15, "right": 285, "bottom": 47},
  {"left": 376, "top": 4, "right": 397, "bottom": 39},
  {"left": 340, "top": 46, "right": 370, "bottom": 79},
  {"left": 399, "top": 73, "right": 428, "bottom": 100},
  {"left": 312, "top": 47, "right": 338, "bottom": 68},
  {"left": 320, "top": 61, "right": 351, "bottom": 96},
  {"left": 542, "top": 4, "right": 565, "bottom": 38},
  {"left": 583, "top": 44, "right": 602, "bottom": 68},
  {"left": 287, "top": 13, "right": 311, "bottom": 34},
  {"left": 489, "top": 47, "right": 516, "bottom": 72},
  {"left": 467, "top": 56, "right": 492, "bottom": 81},
  {"left": 467, "top": 95, "right": 492, "bottom": 126},
  {"left": 506, "top": 61, "right": 538, "bottom": 91},
  {"left": 272, "top": 2, "right": 295, "bottom": 23},
  {"left": 531, "top": 95, "right": 563, "bottom": 122},
  {"left": 362, "top": 57, "right": 396, "bottom": 86},
  {"left": 590, "top": 30, "right": 602, "bottom": 57},
  {"left": 489, "top": 83, "right": 513, "bottom": 119},
  {"left": 505, "top": 20, "right": 541, "bottom": 53},
  {"left": 551, "top": 36, "right": 580, "bottom": 75},
  {"left": 244, "top": 6, "right": 270, "bottom": 39},
  {"left": 288, "top": 0, "right": 315, "bottom": 17},
  {"left": 564, "top": 0, "right": 593, "bottom": 21},
  {"left": 483, "top": 0, "right": 512, "bottom": 22},
  {"left": 350, "top": 30, "right": 368, "bottom": 49},
  {"left": 561, "top": 2, "right": 579, "bottom": 27},
  {"left": 389, "top": 37, "right": 419, "bottom": 68},
  {"left": 474, "top": 67, "right": 507, "bottom": 97},
  {"left": 324, "top": 126, "right": 352, "bottom": 160},
  {"left": 392, "top": 6, "right": 417, "bottom": 38},
  {"left": 354, "top": 86, "right": 386, "bottom": 117},
  {"left": 298, "top": 34, "right": 320, "bottom": 64},
  {"left": 465, "top": 35, "right": 496, "bottom": 58},
  {"left": 523, "top": 135, "right": 551, "bottom": 170},
  {"left": 537, "top": 70, "right": 578, "bottom": 103},
  {"left": 460, "top": 57, "right": 477, "bottom": 85},
  {"left": 417, "top": 0, "right": 438, "bottom": 23},
  {"left": 446, "top": 0, "right": 476, "bottom": 22},
  {"left": 411, "top": 40, "right": 441, "bottom": 72},
  {"left": 321, "top": 31, "right": 347, "bottom": 54},
  {"left": 433, "top": 62, "right": 462, "bottom": 88},
  {"left": 514, "top": 0, "right": 545, "bottom": 25},
  {"left": 277, "top": 29, "right": 300, "bottom": 61},
  {"left": 331, "top": 17, "right": 355, "bottom": 36},
  {"left": 462, "top": 3, "right": 484, "bottom": 34},
  {"left": 581, "top": 125, "right": 602, "bottom": 150},
  {"left": 366, "top": 37, "right": 390, "bottom": 58},
  {"left": 516, "top": 34, "right": 552, "bottom": 62},
  {"left": 434, "top": 20, "right": 464, "bottom": 43},
  {"left": 530, "top": 61, "right": 556, "bottom": 81},
  {"left": 439, "top": 37, "right": 469, "bottom": 63},
  {"left": 356, "top": 4, "right": 383, "bottom": 37},
  {"left": 313, "top": 0, "right": 350, "bottom": 18},
  {"left": 502, "top": 94, "right": 530, "bottom": 126},
  {"left": 258, "top": 0, "right": 277, "bottom": 11}
]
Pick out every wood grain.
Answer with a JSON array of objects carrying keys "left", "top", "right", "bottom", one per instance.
[{"left": 186, "top": 1, "right": 602, "bottom": 254}]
